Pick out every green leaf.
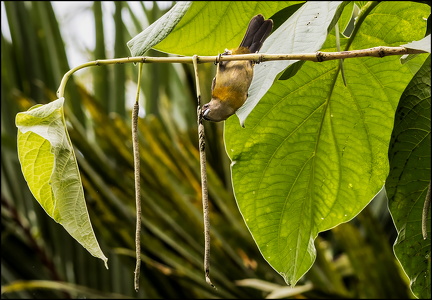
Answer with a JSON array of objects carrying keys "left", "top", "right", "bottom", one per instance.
[
  {"left": 386, "top": 55, "right": 431, "bottom": 299},
  {"left": 127, "top": 1, "right": 192, "bottom": 57},
  {"left": 236, "top": 1, "right": 345, "bottom": 127},
  {"left": 402, "top": 34, "right": 431, "bottom": 53},
  {"left": 16, "top": 98, "right": 108, "bottom": 269},
  {"left": 337, "top": 2, "right": 358, "bottom": 37},
  {"left": 225, "top": 2, "right": 429, "bottom": 286},
  {"left": 153, "top": 1, "right": 297, "bottom": 56}
]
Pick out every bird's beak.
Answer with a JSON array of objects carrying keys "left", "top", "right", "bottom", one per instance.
[{"left": 202, "top": 104, "right": 211, "bottom": 120}]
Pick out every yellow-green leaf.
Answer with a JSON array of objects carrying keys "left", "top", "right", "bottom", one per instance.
[{"left": 16, "top": 98, "right": 108, "bottom": 269}]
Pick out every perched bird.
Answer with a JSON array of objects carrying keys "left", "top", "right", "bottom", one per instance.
[{"left": 202, "top": 14, "right": 273, "bottom": 122}]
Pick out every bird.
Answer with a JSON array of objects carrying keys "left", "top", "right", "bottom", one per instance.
[{"left": 202, "top": 14, "right": 273, "bottom": 122}]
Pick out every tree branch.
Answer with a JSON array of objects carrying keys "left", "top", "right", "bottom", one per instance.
[{"left": 56, "top": 46, "right": 427, "bottom": 98}]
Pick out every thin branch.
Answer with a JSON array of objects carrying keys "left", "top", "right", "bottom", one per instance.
[
  {"left": 422, "top": 182, "right": 431, "bottom": 240},
  {"left": 133, "top": 63, "right": 143, "bottom": 292},
  {"left": 56, "top": 46, "right": 427, "bottom": 98},
  {"left": 192, "top": 54, "right": 216, "bottom": 289},
  {"left": 334, "top": 21, "right": 347, "bottom": 87}
]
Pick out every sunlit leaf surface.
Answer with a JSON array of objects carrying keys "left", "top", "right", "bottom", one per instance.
[
  {"left": 225, "top": 2, "right": 429, "bottom": 286},
  {"left": 16, "top": 98, "right": 108, "bottom": 268}
]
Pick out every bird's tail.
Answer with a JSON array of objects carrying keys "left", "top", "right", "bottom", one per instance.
[{"left": 239, "top": 14, "right": 273, "bottom": 53}]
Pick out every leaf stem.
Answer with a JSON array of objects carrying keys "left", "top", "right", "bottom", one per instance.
[
  {"left": 422, "top": 182, "right": 431, "bottom": 240},
  {"left": 344, "top": 1, "right": 379, "bottom": 51}
]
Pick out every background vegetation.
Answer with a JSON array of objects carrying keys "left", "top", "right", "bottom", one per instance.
[{"left": 1, "top": 1, "right": 429, "bottom": 299}]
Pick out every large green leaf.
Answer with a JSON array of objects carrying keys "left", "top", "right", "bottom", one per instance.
[
  {"left": 386, "top": 55, "right": 431, "bottom": 299},
  {"left": 225, "top": 2, "right": 429, "bottom": 286},
  {"left": 153, "top": 1, "right": 298, "bottom": 56},
  {"left": 15, "top": 98, "right": 108, "bottom": 268},
  {"left": 127, "top": 1, "right": 192, "bottom": 56}
]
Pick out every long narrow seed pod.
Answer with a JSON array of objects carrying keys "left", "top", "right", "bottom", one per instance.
[
  {"left": 192, "top": 55, "right": 216, "bottom": 289},
  {"left": 133, "top": 63, "right": 143, "bottom": 291}
]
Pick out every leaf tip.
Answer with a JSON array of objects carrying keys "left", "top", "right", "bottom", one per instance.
[{"left": 103, "top": 257, "right": 109, "bottom": 270}]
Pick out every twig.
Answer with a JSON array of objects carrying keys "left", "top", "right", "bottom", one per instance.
[
  {"left": 422, "top": 182, "right": 431, "bottom": 240},
  {"left": 133, "top": 63, "right": 143, "bottom": 291},
  {"left": 56, "top": 46, "right": 427, "bottom": 98},
  {"left": 192, "top": 55, "right": 216, "bottom": 289}
]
